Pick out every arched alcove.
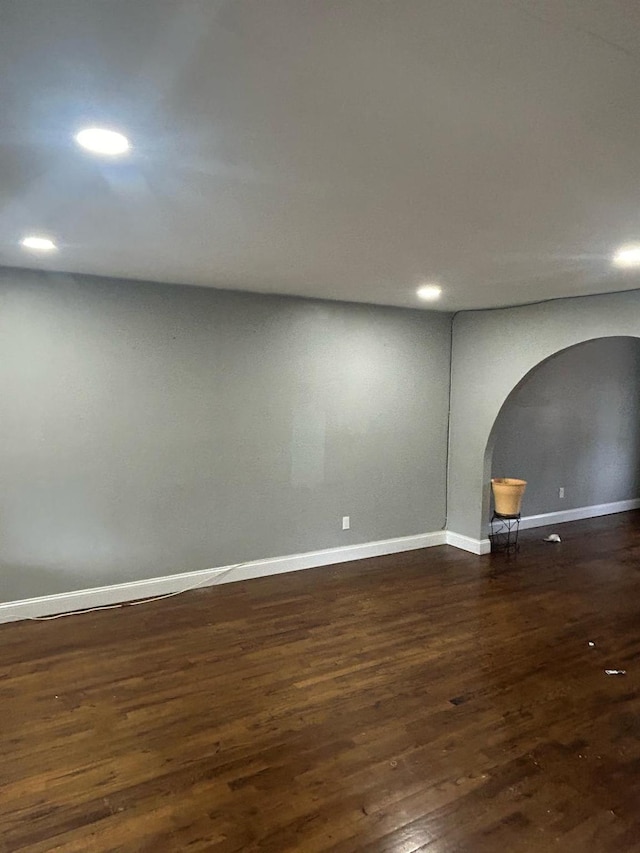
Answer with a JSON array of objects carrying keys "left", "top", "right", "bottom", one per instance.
[
  {"left": 485, "top": 337, "right": 640, "bottom": 521},
  {"left": 447, "top": 290, "right": 640, "bottom": 544}
]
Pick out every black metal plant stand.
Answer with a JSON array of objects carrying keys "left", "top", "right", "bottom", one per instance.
[{"left": 489, "top": 512, "right": 521, "bottom": 553}]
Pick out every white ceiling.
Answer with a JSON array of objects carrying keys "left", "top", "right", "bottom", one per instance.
[{"left": 2, "top": 0, "right": 640, "bottom": 311}]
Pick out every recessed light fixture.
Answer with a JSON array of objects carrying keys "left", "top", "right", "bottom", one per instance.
[
  {"left": 75, "top": 127, "right": 130, "bottom": 156},
  {"left": 21, "top": 235, "right": 57, "bottom": 252},
  {"left": 417, "top": 283, "right": 442, "bottom": 301},
  {"left": 612, "top": 244, "right": 640, "bottom": 268}
]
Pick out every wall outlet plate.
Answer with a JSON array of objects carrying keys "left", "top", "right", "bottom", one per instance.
[{"left": 342, "top": 516, "right": 350, "bottom": 530}]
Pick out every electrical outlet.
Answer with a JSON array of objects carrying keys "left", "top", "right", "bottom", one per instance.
[
  {"left": 559, "top": 487, "right": 565, "bottom": 499},
  {"left": 342, "top": 516, "right": 350, "bottom": 530}
]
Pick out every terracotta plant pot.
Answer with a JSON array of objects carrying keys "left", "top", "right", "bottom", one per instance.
[{"left": 491, "top": 478, "right": 527, "bottom": 516}]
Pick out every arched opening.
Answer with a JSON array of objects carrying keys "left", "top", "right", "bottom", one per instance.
[{"left": 483, "top": 336, "right": 640, "bottom": 529}]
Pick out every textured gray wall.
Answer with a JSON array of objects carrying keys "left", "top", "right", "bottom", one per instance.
[
  {"left": 448, "top": 290, "right": 640, "bottom": 540},
  {"left": 0, "top": 268, "right": 452, "bottom": 602},
  {"left": 491, "top": 338, "right": 640, "bottom": 516}
]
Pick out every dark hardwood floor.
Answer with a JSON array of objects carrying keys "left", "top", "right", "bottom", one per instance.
[{"left": 2, "top": 513, "right": 640, "bottom": 852}]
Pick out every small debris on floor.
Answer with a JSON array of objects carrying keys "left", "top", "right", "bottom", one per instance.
[
  {"left": 449, "top": 695, "right": 467, "bottom": 706},
  {"left": 588, "top": 641, "right": 596, "bottom": 647},
  {"left": 604, "top": 669, "right": 626, "bottom": 676},
  {"left": 544, "top": 533, "right": 562, "bottom": 543}
]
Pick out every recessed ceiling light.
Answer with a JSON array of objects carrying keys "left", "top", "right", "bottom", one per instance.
[
  {"left": 612, "top": 244, "right": 640, "bottom": 268},
  {"left": 417, "top": 283, "right": 442, "bottom": 301},
  {"left": 21, "top": 235, "right": 57, "bottom": 252},
  {"left": 75, "top": 127, "right": 130, "bottom": 156}
]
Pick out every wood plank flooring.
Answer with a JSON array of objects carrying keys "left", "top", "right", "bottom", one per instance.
[{"left": 2, "top": 512, "right": 640, "bottom": 852}]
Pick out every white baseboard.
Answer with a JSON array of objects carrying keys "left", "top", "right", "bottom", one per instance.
[
  {"left": 519, "top": 498, "right": 640, "bottom": 531},
  {"left": 20, "top": 501, "right": 637, "bottom": 625},
  {"left": 0, "top": 530, "right": 447, "bottom": 624},
  {"left": 8, "top": 500, "right": 636, "bottom": 623},
  {"left": 445, "top": 531, "right": 491, "bottom": 555},
  {"left": 440, "top": 500, "right": 640, "bottom": 555}
]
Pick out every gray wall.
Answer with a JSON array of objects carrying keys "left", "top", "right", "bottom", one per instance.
[
  {"left": 491, "top": 338, "right": 640, "bottom": 516},
  {"left": 448, "top": 289, "right": 640, "bottom": 540},
  {"left": 0, "top": 268, "right": 452, "bottom": 602}
]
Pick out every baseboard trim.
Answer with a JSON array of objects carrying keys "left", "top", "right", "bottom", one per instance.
[
  {"left": 0, "top": 530, "right": 447, "bottom": 624},
  {"left": 10, "top": 502, "right": 636, "bottom": 624},
  {"left": 446, "top": 531, "right": 491, "bottom": 555},
  {"left": 519, "top": 498, "right": 640, "bottom": 531}
]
